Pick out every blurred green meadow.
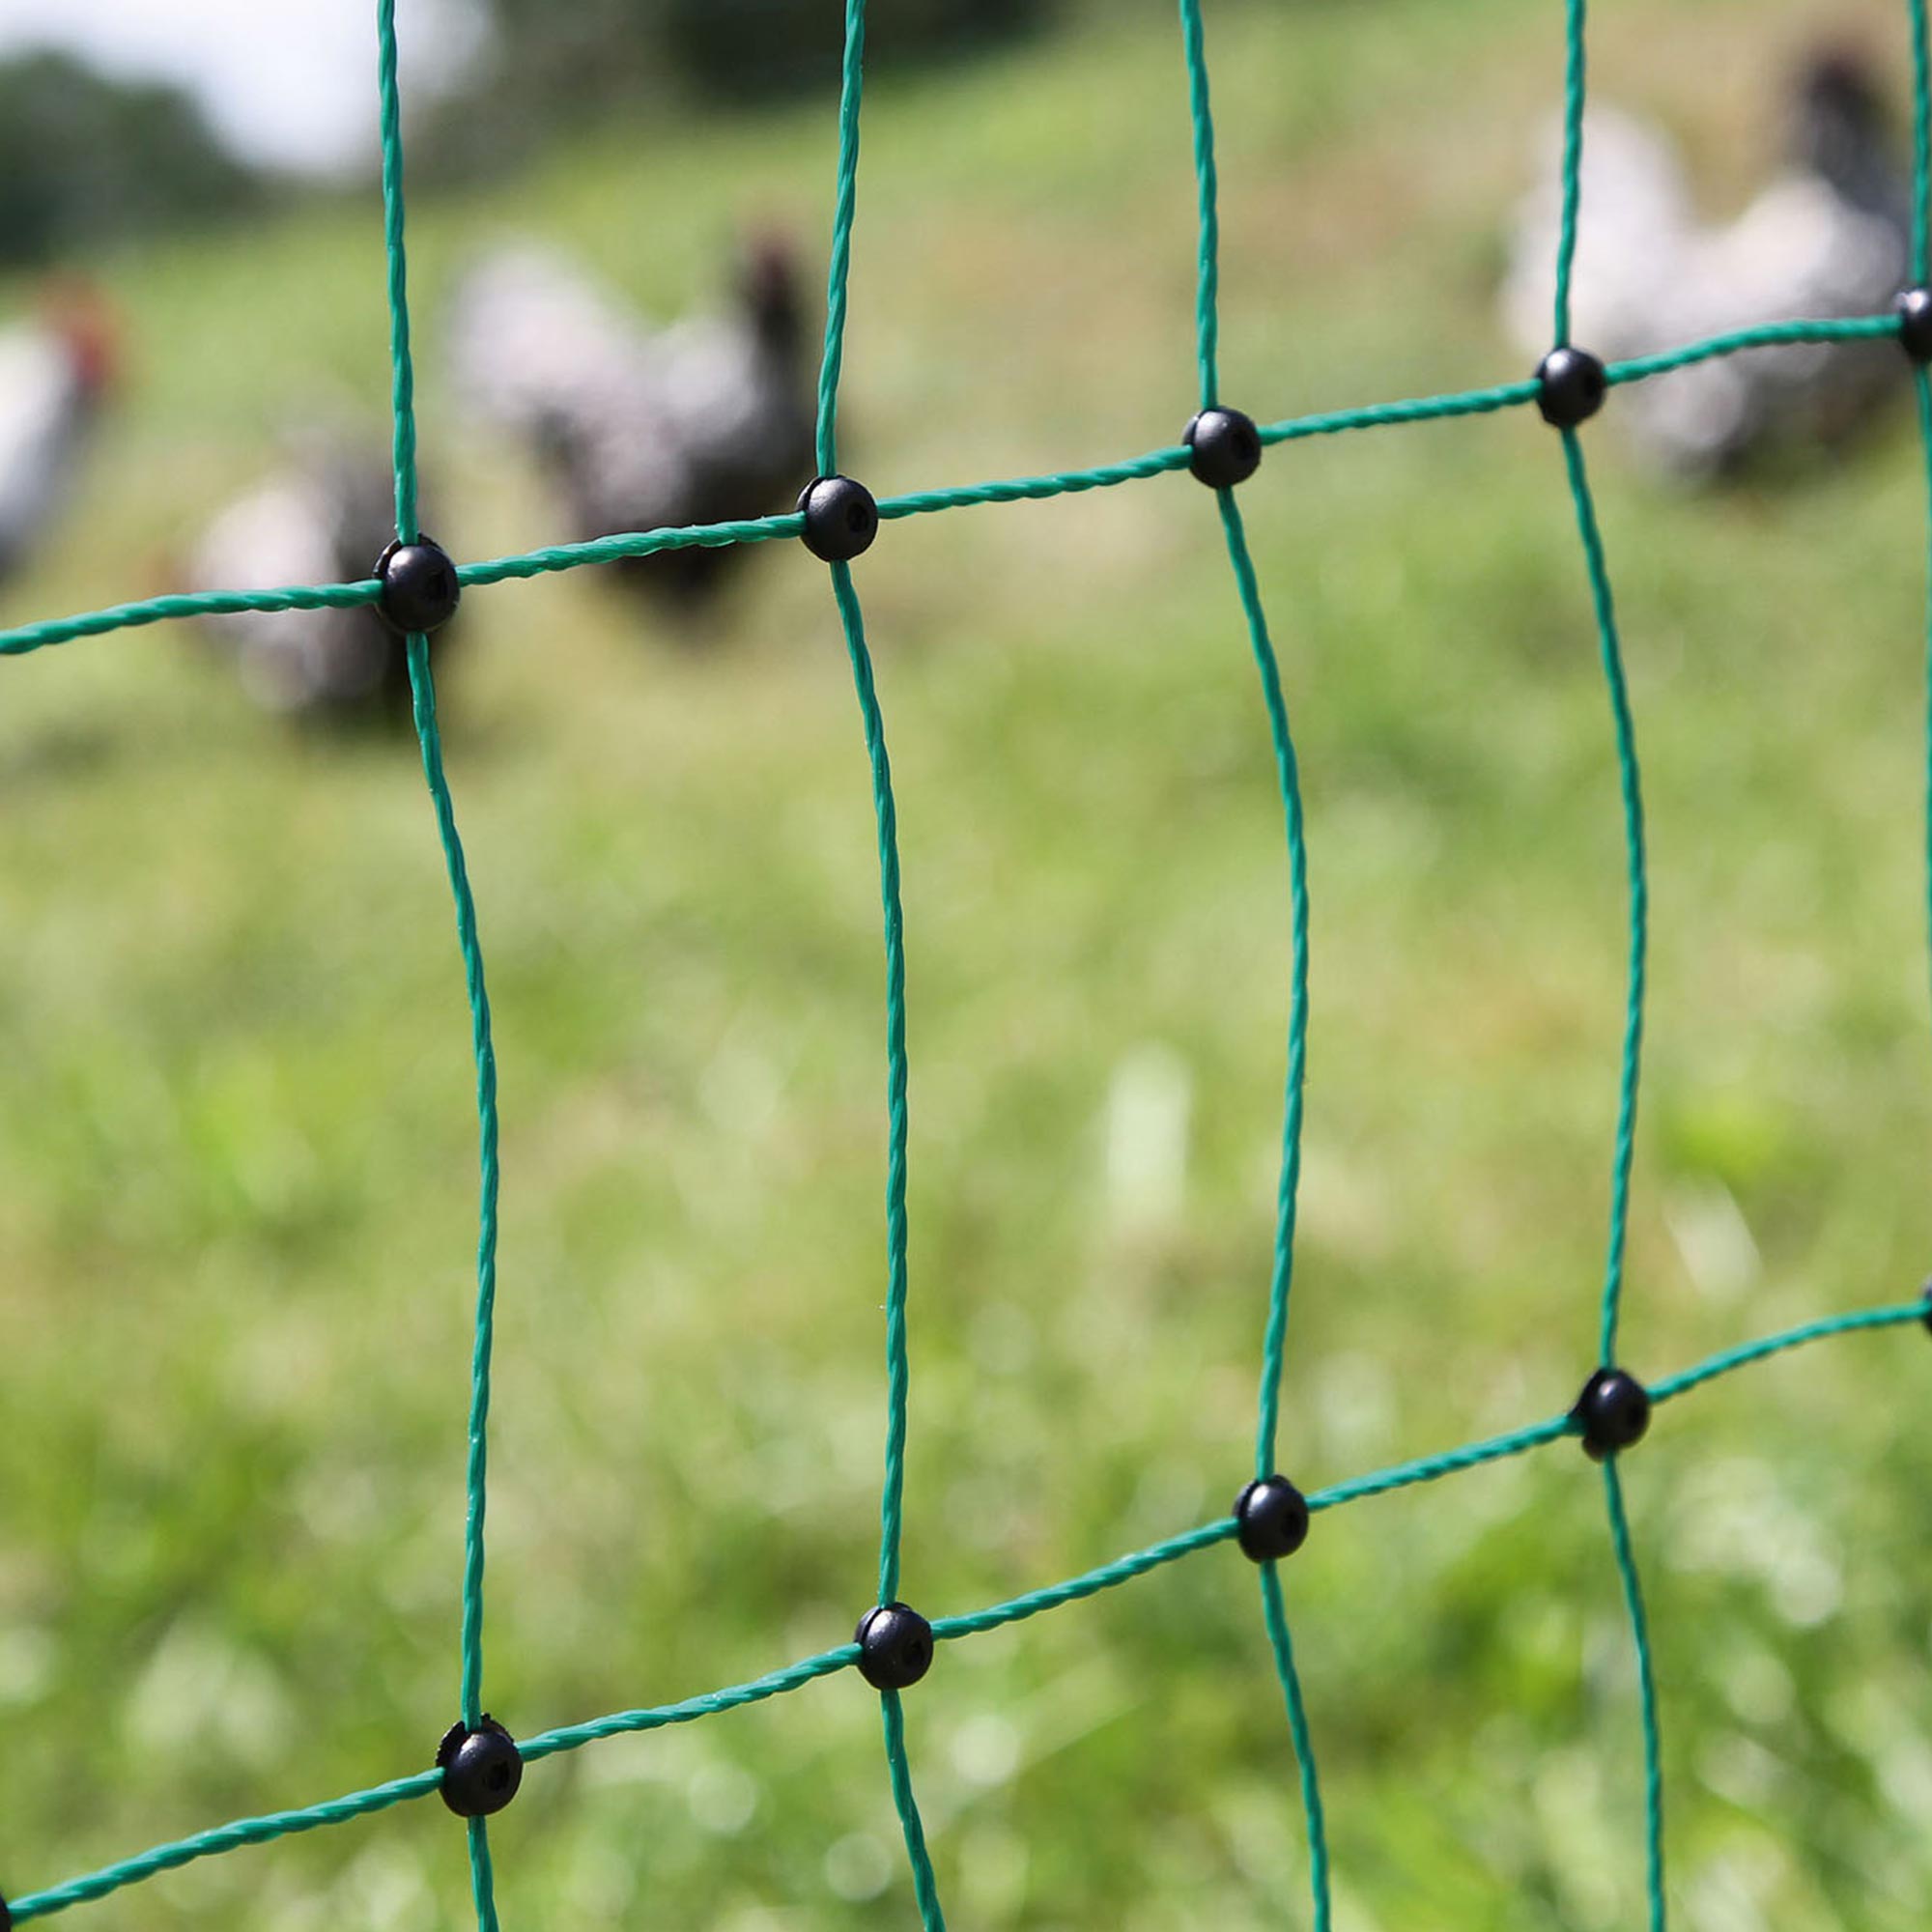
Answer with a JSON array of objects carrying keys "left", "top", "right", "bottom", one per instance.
[{"left": 4, "top": 0, "right": 1932, "bottom": 1926}]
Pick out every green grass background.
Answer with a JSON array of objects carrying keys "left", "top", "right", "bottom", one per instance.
[{"left": 3, "top": 0, "right": 1932, "bottom": 1925}]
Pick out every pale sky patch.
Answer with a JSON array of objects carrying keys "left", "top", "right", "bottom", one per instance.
[{"left": 0, "top": 0, "right": 482, "bottom": 177}]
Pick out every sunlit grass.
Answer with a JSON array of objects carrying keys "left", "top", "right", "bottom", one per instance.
[{"left": 1, "top": 0, "right": 1930, "bottom": 1926}]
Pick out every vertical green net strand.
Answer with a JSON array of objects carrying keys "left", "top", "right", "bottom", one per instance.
[
  {"left": 1604, "top": 1458, "right": 1666, "bottom": 1932},
  {"left": 1558, "top": 429, "right": 1648, "bottom": 1369},
  {"left": 881, "top": 1691, "right": 948, "bottom": 1932},
  {"left": 1918, "top": 371, "right": 1932, "bottom": 1037},
  {"left": 815, "top": 0, "right": 867, "bottom": 478},
  {"left": 1177, "top": 0, "right": 1220, "bottom": 408},
  {"left": 1552, "top": 0, "right": 1588, "bottom": 345},
  {"left": 1214, "top": 491, "right": 1311, "bottom": 1480},
  {"left": 1551, "top": 0, "right": 1665, "bottom": 1906},
  {"left": 376, "top": 14, "right": 504, "bottom": 1918},
  {"left": 811, "top": 0, "right": 941, "bottom": 1911},
  {"left": 1259, "top": 1564, "right": 1332, "bottom": 1932},
  {"left": 376, "top": 0, "right": 419, "bottom": 542},
  {"left": 1176, "top": 4, "right": 1329, "bottom": 1919},
  {"left": 1912, "top": 0, "right": 1932, "bottom": 1033},
  {"left": 829, "top": 557, "right": 914, "bottom": 1612},
  {"left": 1913, "top": 0, "right": 1930, "bottom": 286},
  {"left": 466, "top": 1819, "right": 500, "bottom": 1932}
]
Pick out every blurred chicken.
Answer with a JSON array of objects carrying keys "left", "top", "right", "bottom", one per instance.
[
  {"left": 447, "top": 236, "right": 815, "bottom": 611},
  {"left": 188, "top": 435, "right": 451, "bottom": 725},
  {"left": 0, "top": 282, "right": 117, "bottom": 585},
  {"left": 1501, "top": 47, "right": 1908, "bottom": 477}
]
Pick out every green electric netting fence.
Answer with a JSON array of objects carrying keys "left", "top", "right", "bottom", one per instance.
[{"left": 6, "top": 1, "right": 1932, "bottom": 1926}]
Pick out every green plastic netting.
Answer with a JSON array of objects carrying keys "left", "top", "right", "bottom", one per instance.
[{"left": 4, "top": 2, "right": 1932, "bottom": 1926}]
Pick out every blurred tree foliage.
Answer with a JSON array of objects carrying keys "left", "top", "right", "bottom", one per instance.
[
  {"left": 425, "top": 0, "right": 1054, "bottom": 176},
  {"left": 0, "top": 52, "right": 259, "bottom": 270}
]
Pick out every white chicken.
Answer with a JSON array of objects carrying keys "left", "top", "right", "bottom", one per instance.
[
  {"left": 446, "top": 237, "right": 815, "bottom": 611},
  {"left": 0, "top": 283, "right": 116, "bottom": 586},
  {"left": 1501, "top": 49, "right": 1908, "bottom": 477},
  {"left": 188, "top": 434, "right": 451, "bottom": 725}
]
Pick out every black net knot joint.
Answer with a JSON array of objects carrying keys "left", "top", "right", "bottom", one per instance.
[
  {"left": 1572, "top": 1366, "right": 1651, "bottom": 1461},
  {"left": 1234, "top": 1474, "right": 1310, "bottom": 1562},
  {"left": 1535, "top": 346, "right": 1607, "bottom": 428},
  {"left": 798, "top": 474, "right": 879, "bottom": 562},
  {"left": 437, "top": 1714, "right": 524, "bottom": 1817},
  {"left": 855, "top": 1601, "right": 933, "bottom": 1690},
  {"left": 375, "top": 535, "right": 462, "bottom": 635},
  {"left": 1918, "top": 1276, "right": 1932, "bottom": 1333},
  {"left": 1897, "top": 288, "right": 1932, "bottom": 363},
  {"left": 1183, "top": 406, "right": 1263, "bottom": 488},
  {"left": 0, "top": 1887, "right": 11, "bottom": 1931}
]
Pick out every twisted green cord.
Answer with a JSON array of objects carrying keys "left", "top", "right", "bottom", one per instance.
[
  {"left": 401, "top": 631, "right": 504, "bottom": 1737},
  {"left": 6, "top": 1770, "right": 443, "bottom": 1921},
  {"left": 815, "top": 0, "right": 867, "bottom": 478},
  {"left": 1216, "top": 491, "right": 1311, "bottom": 1484},
  {"left": 1307, "top": 1411, "right": 1576, "bottom": 1512},
  {"left": 1178, "top": 0, "right": 1220, "bottom": 408},
  {"left": 1650, "top": 1300, "right": 1926, "bottom": 1404},
  {"left": 517, "top": 1645, "right": 859, "bottom": 1764},
  {"left": 1177, "top": 9, "right": 1330, "bottom": 1920},
  {"left": 1551, "top": 0, "right": 1663, "bottom": 1890},
  {"left": 376, "top": 0, "right": 418, "bottom": 543},
  {"left": 1917, "top": 0, "right": 1932, "bottom": 1045},
  {"left": 1560, "top": 429, "right": 1647, "bottom": 1368},
  {"left": 0, "top": 581, "right": 382, "bottom": 658},
  {"left": 1260, "top": 1564, "right": 1332, "bottom": 1932},
  {"left": 1552, "top": 0, "right": 1587, "bottom": 345},
  {"left": 467, "top": 1820, "right": 499, "bottom": 1932},
  {"left": 1263, "top": 379, "right": 1539, "bottom": 444},
  {"left": 882, "top": 1692, "right": 948, "bottom": 1932},
  {"left": 931, "top": 1516, "right": 1238, "bottom": 1639},
  {"left": 830, "top": 561, "right": 914, "bottom": 1609},
  {"left": 1605, "top": 315, "right": 1902, "bottom": 385},
  {"left": 10, "top": 1300, "right": 1920, "bottom": 1919},
  {"left": 879, "top": 444, "right": 1193, "bottom": 516},
  {"left": 459, "top": 513, "right": 803, "bottom": 586},
  {"left": 0, "top": 315, "right": 1909, "bottom": 665},
  {"left": 377, "top": 1, "right": 500, "bottom": 1747},
  {"left": 1919, "top": 368, "right": 1932, "bottom": 1044},
  {"left": 1914, "top": 0, "right": 1930, "bottom": 286},
  {"left": 810, "top": 6, "right": 938, "bottom": 1919},
  {"left": 1603, "top": 1457, "right": 1666, "bottom": 1932},
  {"left": 375, "top": 30, "right": 499, "bottom": 1922}
]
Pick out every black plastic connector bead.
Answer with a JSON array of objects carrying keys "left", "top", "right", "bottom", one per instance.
[
  {"left": 855, "top": 1601, "right": 934, "bottom": 1690},
  {"left": 798, "top": 475, "right": 879, "bottom": 562},
  {"left": 0, "top": 1888, "right": 12, "bottom": 1931},
  {"left": 437, "top": 1715, "right": 524, "bottom": 1817},
  {"left": 1184, "top": 407, "right": 1263, "bottom": 488},
  {"left": 1234, "top": 1474, "right": 1310, "bottom": 1562},
  {"left": 375, "top": 536, "right": 462, "bottom": 635},
  {"left": 1901, "top": 289, "right": 1932, "bottom": 363},
  {"left": 1919, "top": 1277, "right": 1932, "bottom": 1333},
  {"left": 1535, "top": 346, "right": 1607, "bottom": 428},
  {"left": 1572, "top": 1367, "right": 1651, "bottom": 1461}
]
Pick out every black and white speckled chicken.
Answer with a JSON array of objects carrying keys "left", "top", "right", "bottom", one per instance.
[
  {"left": 0, "top": 283, "right": 116, "bottom": 589},
  {"left": 1501, "top": 47, "right": 1909, "bottom": 477},
  {"left": 446, "top": 237, "right": 816, "bottom": 610},
  {"left": 188, "top": 435, "right": 453, "bottom": 725}
]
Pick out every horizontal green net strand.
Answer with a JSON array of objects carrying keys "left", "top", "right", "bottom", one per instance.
[
  {"left": 8, "top": 1297, "right": 1921, "bottom": 1919},
  {"left": 0, "top": 317, "right": 1909, "bottom": 664}
]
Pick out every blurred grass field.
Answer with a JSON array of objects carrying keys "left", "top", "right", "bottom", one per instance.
[{"left": 5, "top": 0, "right": 1932, "bottom": 1926}]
